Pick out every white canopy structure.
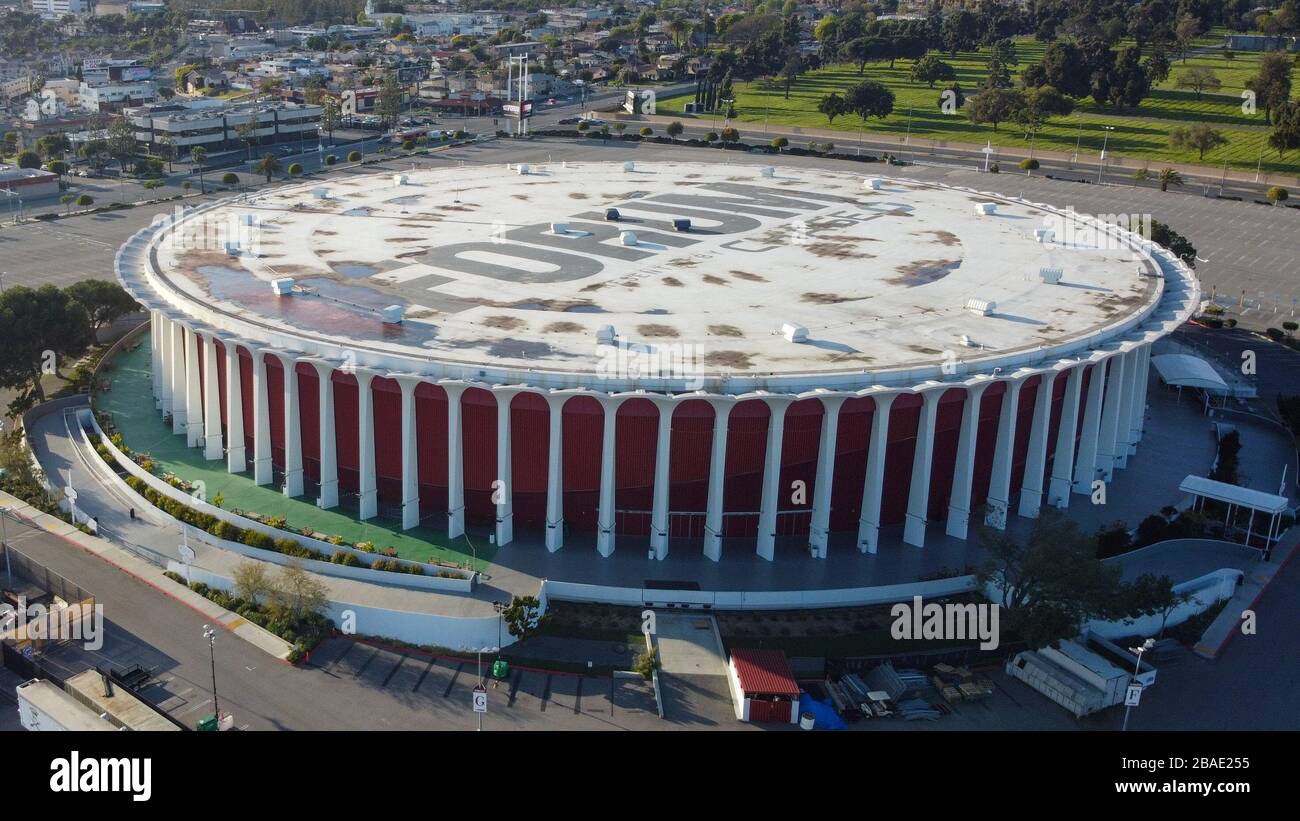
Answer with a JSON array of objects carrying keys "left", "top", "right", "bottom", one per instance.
[
  {"left": 1180, "top": 474, "right": 1291, "bottom": 551},
  {"left": 1151, "top": 354, "right": 1230, "bottom": 394}
]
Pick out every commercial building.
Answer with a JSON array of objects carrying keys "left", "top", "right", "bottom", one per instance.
[
  {"left": 124, "top": 99, "right": 322, "bottom": 153},
  {"left": 116, "top": 162, "right": 1197, "bottom": 576}
]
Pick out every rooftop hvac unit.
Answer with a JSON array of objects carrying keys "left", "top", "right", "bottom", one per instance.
[
  {"left": 781, "top": 323, "right": 808, "bottom": 343},
  {"left": 623, "top": 161, "right": 635, "bottom": 172},
  {"left": 312, "top": 187, "right": 330, "bottom": 198},
  {"left": 1033, "top": 228, "right": 1055, "bottom": 243},
  {"left": 271, "top": 277, "right": 295, "bottom": 295},
  {"left": 959, "top": 334, "right": 974, "bottom": 347},
  {"left": 760, "top": 166, "right": 775, "bottom": 178},
  {"left": 964, "top": 298, "right": 996, "bottom": 316},
  {"left": 619, "top": 231, "right": 638, "bottom": 246},
  {"left": 224, "top": 241, "right": 241, "bottom": 257},
  {"left": 974, "top": 202, "right": 997, "bottom": 216},
  {"left": 1039, "top": 267, "right": 1064, "bottom": 284},
  {"left": 551, "top": 222, "right": 569, "bottom": 235},
  {"left": 516, "top": 163, "right": 530, "bottom": 175},
  {"left": 381, "top": 305, "right": 403, "bottom": 324},
  {"left": 596, "top": 324, "right": 616, "bottom": 345},
  {"left": 672, "top": 219, "right": 691, "bottom": 232},
  {"left": 864, "top": 178, "right": 884, "bottom": 190},
  {"left": 392, "top": 174, "right": 407, "bottom": 186}
]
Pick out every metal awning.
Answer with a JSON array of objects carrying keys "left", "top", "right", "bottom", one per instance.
[
  {"left": 1179, "top": 475, "right": 1289, "bottom": 514},
  {"left": 1151, "top": 354, "right": 1229, "bottom": 394}
]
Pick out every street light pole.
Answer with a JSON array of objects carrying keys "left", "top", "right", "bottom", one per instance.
[
  {"left": 1121, "top": 638, "right": 1155, "bottom": 732},
  {"left": 1096, "top": 126, "right": 1115, "bottom": 184},
  {"left": 203, "top": 625, "right": 220, "bottom": 723}
]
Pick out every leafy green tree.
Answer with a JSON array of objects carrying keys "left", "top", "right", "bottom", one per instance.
[
  {"left": 107, "top": 116, "right": 137, "bottom": 175},
  {"left": 65, "top": 279, "right": 140, "bottom": 330},
  {"left": 911, "top": 54, "right": 956, "bottom": 88},
  {"left": 376, "top": 71, "right": 402, "bottom": 130},
  {"left": 666, "top": 120, "right": 684, "bottom": 140},
  {"left": 977, "top": 511, "right": 1131, "bottom": 649},
  {"left": 967, "top": 86, "right": 1023, "bottom": 131},
  {"left": 15, "top": 149, "right": 40, "bottom": 169},
  {"left": 0, "top": 285, "right": 93, "bottom": 407},
  {"left": 320, "top": 95, "right": 340, "bottom": 145},
  {"left": 1123, "top": 574, "right": 1191, "bottom": 638},
  {"left": 818, "top": 91, "right": 847, "bottom": 124},
  {"left": 270, "top": 562, "right": 329, "bottom": 623},
  {"left": 1267, "top": 185, "right": 1290, "bottom": 205},
  {"left": 500, "top": 595, "right": 550, "bottom": 644},
  {"left": 1169, "top": 124, "right": 1227, "bottom": 160},
  {"left": 1150, "top": 220, "right": 1197, "bottom": 266},
  {"left": 1155, "top": 167, "right": 1184, "bottom": 192},
  {"left": 1176, "top": 66, "right": 1221, "bottom": 99},
  {"left": 232, "top": 560, "right": 276, "bottom": 606},
  {"left": 844, "top": 79, "right": 895, "bottom": 122},
  {"left": 1246, "top": 51, "right": 1293, "bottom": 125}
]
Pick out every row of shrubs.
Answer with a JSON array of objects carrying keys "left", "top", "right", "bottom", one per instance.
[
  {"left": 119, "top": 470, "right": 454, "bottom": 577},
  {"left": 163, "top": 571, "right": 331, "bottom": 663}
]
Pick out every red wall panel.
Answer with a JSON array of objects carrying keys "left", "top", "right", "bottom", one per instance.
[
  {"left": 510, "top": 392, "right": 549, "bottom": 528},
  {"left": 371, "top": 377, "right": 401, "bottom": 509},
  {"left": 296, "top": 364, "right": 320, "bottom": 484},
  {"left": 416, "top": 383, "right": 448, "bottom": 515},
  {"left": 238, "top": 348, "right": 254, "bottom": 461},
  {"left": 561, "top": 396, "right": 603, "bottom": 531},
  {"left": 264, "top": 354, "right": 285, "bottom": 471},
  {"left": 722, "top": 399, "right": 769, "bottom": 537},
  {"left": 669, "top": 399, "right": 713, "bottom": 513},
  {"left": 332, "top": 371, "right": 359, "bottom": 495},
  {"left": 970, "top": 382, "right": 1007, "bottom": 508},
  {"left": 881, "top": 394, "right": 922, "bottom": 525},
  {"left": 461, "top": 388, "right": 497, "bottom": 523},
  {"left": 829, "top": 397, "right": 874, "bottom": 531},
  {"left": 927, "top": 389, "right": 968, "bottom": 520}
]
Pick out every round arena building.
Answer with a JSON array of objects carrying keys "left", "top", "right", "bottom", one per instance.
[{"left": 115, "top": 160, "right": 1199, "bottom": 573}]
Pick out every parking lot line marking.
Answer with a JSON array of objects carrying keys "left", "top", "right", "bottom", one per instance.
[
  {"left": 443, "top": 662, "right": 462, "bottom": 698},
  {"left": 413, "top": 657, "right": 435, "bottom": 692},
  {"left": 540, "top": 674, "right": 552, "bottom": 712},
  {"left": 573, "top": 676, "right": 582, "bottom": 715},
  {"left": 507, "top": 670, "right": 522, "bottom": 707},
  {"left": 381, "top": 654, "right": 405, "bottom": 688},
  {"left": 353, "top": 647, "right": 380, "bottom": 678},
  {"left": 323, "top": 641, "right": 354, "bottom": 674}
]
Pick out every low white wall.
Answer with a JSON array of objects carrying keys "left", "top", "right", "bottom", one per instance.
[
  {"left": 166, "top": 561, "right": 508, "bottom": 649},
  {"left": 1085, "top": 568, "right": 1242, "bottom": 640},
  {"left": 540, "top": 574, "right": 977, "bottom": 611},
  {"left": 82, "top": 414, "right": 474, "bottom": 592}
]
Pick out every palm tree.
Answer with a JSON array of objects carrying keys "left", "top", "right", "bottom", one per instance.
[
  {"left": 190, "top": 146, "right": 207, "bottom": 194},
  {"left": 255, "top": 153, "right": 281, "bottom": 183},
  {"left": 1156, "top": 167, "right": 1183, "bottom": 192}
]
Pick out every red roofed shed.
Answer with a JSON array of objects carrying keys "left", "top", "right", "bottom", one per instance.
[{"left": 728, "top": 649, "right": 800, "bottom": 724}]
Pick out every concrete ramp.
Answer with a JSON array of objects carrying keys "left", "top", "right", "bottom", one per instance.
[{"left": 650, "top": 612, "right": 738, "bottom": 728}]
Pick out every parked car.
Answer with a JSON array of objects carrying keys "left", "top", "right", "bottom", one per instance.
[{"left": 558, "top": 116, "right": 580, "bottom": 125}]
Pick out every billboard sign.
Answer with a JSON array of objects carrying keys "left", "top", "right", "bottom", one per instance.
[{"left": 502, "top": 101, "right": 533, "bottom": 119}]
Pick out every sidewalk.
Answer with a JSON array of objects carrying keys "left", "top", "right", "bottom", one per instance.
[
  {"left": 1, "top": 489, "right": 294, "bottom": 661},
  {"left": 1193, "top": 527, "right": 1299, "bottom": 658}
]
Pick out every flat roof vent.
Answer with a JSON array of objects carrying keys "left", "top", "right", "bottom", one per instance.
[
  {"left": 623, "top": 161, "right": 635, "bottom": 172},
  {"left": 619, "top": 231, "right": 638, "bottom": 246},
  {"left": 381, "top": 305, "right": 403, "bottom": 324},
  {"left": 864, "top": 178, "right": 884, "bottom": 190},
  {"left": 596, "top": 324, "right": 616, "bottom": 345},
  {"left": 392, "top": 174, "right": 407, "bottom": 186},
  {"left": 1033, "top": 228, "right": 1055, "bottom": 243},
  {"left": 760, "top": 166, "right": 774, "bottom": 177},
  {"left": 781, "top": 323, "right": 808, "bottom": 343},
  {"left": 271, "top": 277, "right": 295, "bottom": 296},
  {"left": 516, "top": 163, "right": 530, "bottom": 175},
  {"left": 551, "top": 222, "right": 569, "bottom": 235},
  {"left": 964, "top": 298, "right": 996, "bottom": 316},
  {"left": 312, "top": 187, "right": 330, "bottom": 198},
  {"left": 1039, "top": 267, "right": 1063, "bottom": 285},
  {"left": 974, "top": 202, "right": 997, "bottom": 216}
]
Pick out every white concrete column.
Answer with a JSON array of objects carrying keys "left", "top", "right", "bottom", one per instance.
[
  {"left": 492, "top": 387, "right": 516, "bottom": 546},
  {"left": 200, "top": 333, "right": 223, "bottom": 460},
  {"left": 543, "top": 393, "right": 566, "bottom": 552},
  {"left": 649, "top": 398, "right": 674, "bottom": 560},
  {"left": 160, "top": 316, "right": 175, "bottom": 417},
  {"left": 224, "top": 340, "right": 246, "bottom": 473},
  {"left": 251, "top": 349, "right": 273, "bottom": 486},
  {"left": 184, "top": 326, "right": 203, "bottom": 447},
  {"left": 984, "top": 376, "right": 1026, "bottom": 530},
  {"left": 309, "top": 360, "right": 338, "bottom": 509},
  {"left": 857, "top": 392, "right": 896, "bottom": 554},
  {"left": 356, "top": 369, "right": 378, "bottom": 520},
  {"left": 946, "top": 381, "right": 990, "bottom": 540},
  {"left": 397, "top": 375, "right": 423, "bottom": 530},
  {"left": 443, "top": 382, "right": 466, "bottom": 538},
  {"left": 1046, "top": 365, "right": 1084, "bottom": 508},
  {"left": 703, "top": 398, "right": 734, "bottom": 562},
  {"left": 275, "top": 354, "right": 304, "bottom": 498},
  {"left": 596, "top": 395, "right": 622, "bottom": 557},
  {"left": 903, "top": 387, "right": 944, "bottom": 548},
  {"left": 1116, "top": 347, "right": 1143, "bottom": 466},
  {"left": 808, "top": 395, "right": 845, "bottom": 558},
  {"left": 756, "top": 396, "right": 793, "bottom": 561},
  {"left": 1130, "top": 344, "right": 1151, "bottom": 448},
  {"left": 151, "top": 312, "right": 162, "bottom": 407},
  {"left": 168, "top": 321, "right": 185, "bottom": 432},
  {"left": 1018, "top": 371, "right": 1058, "bottom": 519},
  {"left": 1072, "top": 358, "right": 1109, "bottom": 494},
  {"left": 1095, "top": 351, "right": 1129, "bottom": 481}
]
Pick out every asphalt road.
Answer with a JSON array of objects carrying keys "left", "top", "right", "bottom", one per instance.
[{"left": 0, "top": 513, "right": 675, "bottom": 730}]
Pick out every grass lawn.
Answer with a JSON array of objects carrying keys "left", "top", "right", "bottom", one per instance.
[
  {"left": 94, "top": 336, "right": 495, "bottom": 570},
  {"left": 663, "top": 37, "right": 1297, "bottom": 175}
]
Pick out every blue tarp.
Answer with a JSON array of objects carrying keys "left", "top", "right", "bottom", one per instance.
[{"left": 798, "top": 692, "right": 847, "bottom": 730}]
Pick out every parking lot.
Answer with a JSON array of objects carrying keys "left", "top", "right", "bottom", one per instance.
[{"left": 305, "top": 639, "right": 666, "bottom": 731}]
